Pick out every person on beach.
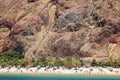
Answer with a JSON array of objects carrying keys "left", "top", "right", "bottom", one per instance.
[{"left": 89, "top": 69, "right": 93, "bottom": 75}]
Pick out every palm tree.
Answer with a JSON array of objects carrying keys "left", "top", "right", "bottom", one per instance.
[
  {"left": 72, "top": 56, "right": 82, "bottom": 67},
  {"left": 54, "top": 57, "right": 63, "bottom": 66},
  {"left": 118, "top": 57, "right": 120, "bottom": 63},
  {"left": 114, "top": 59, "right": 120, "bottom": 68},
  {"left": 63, "top": 56, "right": 72, "bottom": 67},
  {"left": 39, "top": 56, "right": 47, "bottom": 67},
  {"left": 21, "top": 59, "right": 30, "bottom": 67},
  {"left": 91, "top": 59, "right": 98, "bottom": 66},
  {"left": 46, "top": 57, "right": 55, "bottom": 67},
  {"left": 107, "top": 56, "right": 114, "bottom": 67}
]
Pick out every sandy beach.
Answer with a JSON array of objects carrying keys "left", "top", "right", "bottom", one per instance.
[{"left": 0, "top": 66, "right": 120, "bottom": 76}]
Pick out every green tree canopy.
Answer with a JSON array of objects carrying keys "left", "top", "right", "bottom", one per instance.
[
  {"left": 91, "top": 59, "right": 98, "bottom": 66},
  {"left": 0, "top": 51, "right": 23, "bottom": 61}
]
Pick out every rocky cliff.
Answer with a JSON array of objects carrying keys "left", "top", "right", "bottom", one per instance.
[{"left": 0, "top": 0, "right": 120, "bottom": 59}]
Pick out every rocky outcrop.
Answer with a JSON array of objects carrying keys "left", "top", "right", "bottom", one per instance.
[
  {"left": 0, "top": 0, "right": 120, "bottom": 59},
  {"left": 27, "top": 0, "right": 37, "bottom": 2}
]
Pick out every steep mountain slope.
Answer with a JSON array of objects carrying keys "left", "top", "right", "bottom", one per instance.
[{"left": 0, "top": 0, "right": 120, "bottom": 59}]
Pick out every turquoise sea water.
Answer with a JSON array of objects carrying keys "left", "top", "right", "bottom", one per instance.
[{"left": 0, "top": 74, "right": 120, "bottom": 80}]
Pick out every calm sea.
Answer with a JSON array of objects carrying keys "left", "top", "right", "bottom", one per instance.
[{"left": 0, "top": 74, "right": 120, "bottom": 80}]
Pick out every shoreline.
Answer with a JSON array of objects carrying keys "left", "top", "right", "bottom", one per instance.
[
  {"left": 0, "top": 72, "right": 120, "bottom": 76},
  {"left": 0, "top": 70, "right": 120, "bottom": 76}
]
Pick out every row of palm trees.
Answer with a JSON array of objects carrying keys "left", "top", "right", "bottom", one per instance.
[
  {"left": 0, "top": 51, "right": 83, "bottom": 67},
  {"left": 29, "top": 56, "right": 84, "bottom": 67},
  {"left": 0, "top": 51, "right": 120, "bottom": 68},
  {"left": 91, "top": 56, "right": 120, "bottom": 68},
  {"left": 0, "top": 56, "right": 83, "bottom": 67}
]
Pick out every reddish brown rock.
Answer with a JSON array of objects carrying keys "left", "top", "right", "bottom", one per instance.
[
  {"left": 0, "top": 0, "right": 120, "bottom": 59},
  {"left": 108, "top": 33, "right": 120, "bottom": 43}
]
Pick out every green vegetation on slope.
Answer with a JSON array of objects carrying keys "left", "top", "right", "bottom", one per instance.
[
  {"left": 0, "top": 51, "right": 24, "bottom": 66},
  {"left": 0, "top": 51, "right": 83, "bottom": 67},
  {"left": 0, "top": 51, "right": 120, "bottom": 68}
]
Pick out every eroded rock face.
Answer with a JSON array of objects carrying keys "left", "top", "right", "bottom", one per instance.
[
  {"left": 0, "top": 0, "right": 120, "bottom": 59},
  {"left": 54, "top": 10, "right": 87, "bottom": 29}
]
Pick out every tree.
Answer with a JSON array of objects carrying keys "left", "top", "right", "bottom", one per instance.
[
  {"left": 113, "top": 59, "right": 120, "bottom": 68},
  {"left": 54, "top": 57, "right": 64, "bottom": 66},
  {"left": 118, "top": 57, "right": 120, "bottom": 63},
  {"left": 107, "top": 56, "right": 114, "bottom": 67},
  {"left": 39, "top": 56, "right": 47, "bottom": 67},
  {"left": 46, "top": 57, "right": 55, "bottom": 67},
  {"left": 30, "top": 58, "right": 39, "bottom": 67},
  {"left": 20, "top": 59, "right": 30, "bottom": 67},
  {"left": 0, "top": 60, "right": 8, "bottom": 67},
  {"left": 72, "top": 56, "right": 82, "bottom": 67},
  {"left": 63, "top": 56, "right": 72, "bottom": 67},
  {"left": 0, "top": 51, "right": 23, "bottom": 60},
  {"left": 91, "top": 59, "right": 98, "bottom": 66},
  {"left": 0, "top": 50, "right": 24, "bottom": 66},
  {"left": 80, "top": 59, "right": 84, "bottom": 66}
]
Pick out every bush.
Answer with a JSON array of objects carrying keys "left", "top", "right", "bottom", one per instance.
[{"left": 2, "top": 28, "right": 9, "bottom": 32}]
